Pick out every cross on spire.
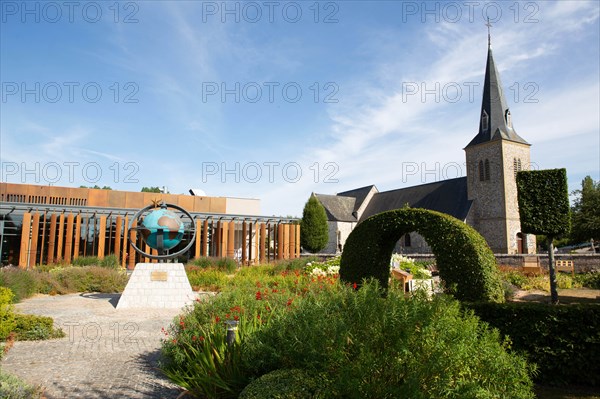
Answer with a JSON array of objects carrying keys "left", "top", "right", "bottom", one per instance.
[{"left": 485, "top": 17, "right": 492, "bottom": 48}]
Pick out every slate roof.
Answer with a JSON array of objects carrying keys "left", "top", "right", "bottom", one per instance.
[
  {"left": 337, "top": 185, "right": 377, "bottom": 213},
  {"left": 359, "top": 177, "right": 472, "bottom": 222},
  {"left": 466, "top": 47, "right": 529, "bottom": 148},
  {"left": 314, "top": 194, "right": 357, "bottom": 222}
]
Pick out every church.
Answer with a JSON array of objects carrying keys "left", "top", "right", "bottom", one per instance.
[{"left": 314, "top": 36, "right": 536, "bottom": 255}]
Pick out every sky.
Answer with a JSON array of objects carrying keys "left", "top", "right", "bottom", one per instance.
[{"left": 1, "top": 0, "right": 599, "bottom": 217}]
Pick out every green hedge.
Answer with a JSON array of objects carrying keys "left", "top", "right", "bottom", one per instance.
[
  {"left": 516, "top": 169, "right": 571, "bottom": 236},
  {"left": 465, "top": 302, "right": 600, "bottom": 386},
  {"left": 340, "top": 208, "right": 504, "bottom": 302}
]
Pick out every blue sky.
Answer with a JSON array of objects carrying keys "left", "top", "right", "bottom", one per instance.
[{"left": 1, "top": 0, "right": 599, "bottom": 217}]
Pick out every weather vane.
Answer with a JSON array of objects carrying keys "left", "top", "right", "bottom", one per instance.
[{"left": 485, "top": 17, "right": 492, "bottom": 48}]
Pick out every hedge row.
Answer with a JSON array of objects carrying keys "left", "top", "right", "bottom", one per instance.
[
  {"left": 340, "top": 208, "right": 504, "bottom": 302},
  {"left": 465, "top": 302, "right": 600, "bottom": 386}
]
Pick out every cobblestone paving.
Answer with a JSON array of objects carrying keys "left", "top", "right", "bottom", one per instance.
[{"left": 0, "top": 293, "right": 204, "bottom": 398}]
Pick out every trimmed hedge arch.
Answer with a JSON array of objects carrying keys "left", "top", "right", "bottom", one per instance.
[{"left": 340, "top": 208, "right": 504, "bottom": 302}]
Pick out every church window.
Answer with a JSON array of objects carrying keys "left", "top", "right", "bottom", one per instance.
[
  {"left": 514, "top": 158, "right": 522, "bottom": 178},
  {"left": 485, "top": 159, "right": 491, "bottom": 181},
  {"left": 481, "top": 110, "right": 489, "bottom": 132},
  {"left": 404, "top": 233, "right": 411, "bottom": 247},
  {"left": 479, "top": 160, "right": 485, "bottom": 181},
  {"left": 505, "top": 109, "right": 512, "bottom": 128}
]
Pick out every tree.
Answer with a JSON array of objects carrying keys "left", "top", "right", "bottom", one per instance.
[
  {"left": 141, "top": 186, "right": 163, "bottom": 193},
  {"left": 300, "top": 195, "right": 329, "bottom": 253},
  {"left": 516, "top": 169, "right": 571, "bottom": 304},
  {"left": 80, "top": 185, "right": 112, "bottom": 190},
  {"left": 571, "top": 176, "right": 600, "bottom": 243}
]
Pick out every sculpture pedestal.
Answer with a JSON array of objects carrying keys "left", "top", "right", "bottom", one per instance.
[{"left": 116, "top": 263, "right": 195, "bottom": 309}]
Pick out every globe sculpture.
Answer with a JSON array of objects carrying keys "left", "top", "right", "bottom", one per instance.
[{"left": 128, "top": 201, "right": 196, "bottom": 261}]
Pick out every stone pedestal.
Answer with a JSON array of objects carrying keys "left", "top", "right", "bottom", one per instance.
[{"left": 116, "top": 263, "right": 195, "bottom": 309}]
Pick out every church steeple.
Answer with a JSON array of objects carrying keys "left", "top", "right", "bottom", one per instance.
[{"left": 466, "top": 26, "right": 529, "bottom": 148}]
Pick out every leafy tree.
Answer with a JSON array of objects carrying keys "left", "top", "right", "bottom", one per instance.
[
  {"left": 80, "top": 185, "right": 112, "bottom": 190},
  {"left": 141, "top": 186, "right": 163, "bottom": 193},
  {"left": 516, "top": 169, "right": 571, "bottom": 304},
  {"left": 300, "top": 195, "right": 329, "bottom": 253},
  {"left": 571, "top": 176, "right": 600, "bottom": 243}
]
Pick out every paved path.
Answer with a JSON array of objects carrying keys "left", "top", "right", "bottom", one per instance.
[{"left": 1, "top": 293, "right": 203, "bottom": 398}]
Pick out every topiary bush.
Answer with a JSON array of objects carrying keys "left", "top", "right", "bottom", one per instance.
[
  {"left": 239, "top": 369, "right": 327, "bottom": 399},
  {"left": 340, "top": 208, "right": 504, "bottom": 302}
]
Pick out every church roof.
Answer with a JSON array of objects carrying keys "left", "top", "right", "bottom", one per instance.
[
  {"left": 359, "top": 177, "right": 472, "bottom": 222},
  {"left": 465, "top": 46, "right": 529, "bottom": 148},
  {"left": 313, "top": 193, "right": 357, "bottom": 222},
  {"left": 337, "top": 185, "right": 377, "bottom": 213}
]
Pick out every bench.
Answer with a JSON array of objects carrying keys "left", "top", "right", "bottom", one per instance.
[
  {"left": 555, "top": 260, "right": 575, "bottom": 276},
  {"left": 521, "top": 256, "right": 542, "bottom": 276},
  {"left": 391, "top": 269, "right": 412, "bottom": 292}
]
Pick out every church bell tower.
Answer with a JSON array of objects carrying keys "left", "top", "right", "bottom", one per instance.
[{"left": 464, "top": 27, "right": 535, "bottom": 254}]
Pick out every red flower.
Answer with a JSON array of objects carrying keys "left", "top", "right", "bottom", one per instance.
[
  {"left": 257, "top": 314, "right": 261, "bottom": 320},
  {"left": 256, "top": 291, "right": 263, "bottom": 300},
  {"left": 234, "top": 315, "right": 239, "bottom": 321},
  {"left": 200, "top": 336, "right": 205, "bottom": 342},
  {"left": 172, "top": 339, "right": 177, "bottom": 344},
  {"left": 286, "top": 298, "right": 293, "bottom": 307},
  {"left": 215, "top": 316, "right": 221, "bottom": 323},
  {"left": 353, "top": 282, "right": 358, "bottom": 290},
  {"left": 192, "top": 335, "right": 197, "bottom": 341}
]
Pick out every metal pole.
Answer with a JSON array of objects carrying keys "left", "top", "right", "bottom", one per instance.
[{"left": 225, "top": 320, "right": 239, "bottom": 346}]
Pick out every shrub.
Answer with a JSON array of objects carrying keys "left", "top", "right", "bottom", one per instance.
[
  {"left": 465, "top": 301, "right": 600, "bottom": 386},
  {"left": 0, "top": 287, "right": 16, "bottom": 340},
  {"left": 0, "top": 268, "right": 39, "bottom": 302},
  {"left": 0, "top": 369, "right": 43, "bottom": 399},
  {"left": 244, "top": 281, "right": 534, "bottom": 398},
  {"left": 51, "top": 267, "right": 128, "bottom": 293},
  {"left": 12, "top": 313, "right": 65, "bottom": 341},
  {"left": 574, "top": 271, "right": 600, "bottom": 289},
  {"left": 300, "top": 195, "right": 329, "bottom": 253},
  {"left": 186, "top": 267, "right": 230, "bottom": 292},
  {"left": 340, "top": 208, "right": 504, "bottom": 302},
  {"left": 189, "top": 257, "right": 214, "bottom": 269},
  {"left": 99, "top": 254, "right": 120, "bottom": 269},
  {"left": 215, "top": 257, "right": 237, "bottom": 273},
  {"left": 239, "top": 369, "right": 327, "bottom": 399},
  {"left": 72, "top": 256, "right": 100, "bottom": 267}
]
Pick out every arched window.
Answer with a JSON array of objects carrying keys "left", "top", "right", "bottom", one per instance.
[
  {"left": 404, "top": 233, "right": 411, "bottom": 247},
  {"left": 484, "top": 159, "right": 491, "bottom": 181},
  {"left": 514, "top": 158, "right": 518, "bottom": 178},
  {"left": 481, "top": 110, "right": 489, "bottom": 132},
  {"left": 479, "top": 160, "right": 485, "bottom": 181}
]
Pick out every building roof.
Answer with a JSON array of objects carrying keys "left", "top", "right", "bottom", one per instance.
[
  {"left": 337, "top": 185, "right": 377, "bottom": 213},
  {"left": 314, "top": 193, "right": 357, "bottom": 222},
  {"left": 359, "top": 177, "right": 472, "bottom": 222},
  {"left": 466, "top": 46, "right": 529, "bottom": 148}
]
